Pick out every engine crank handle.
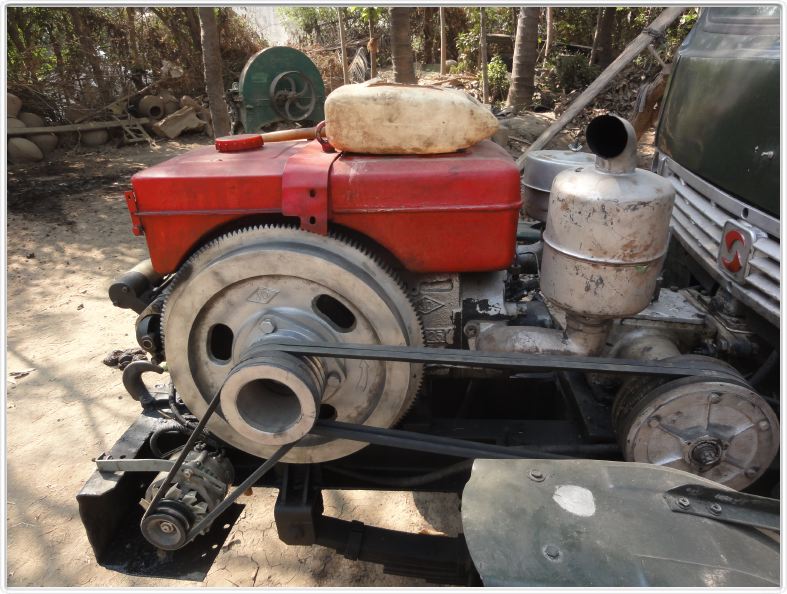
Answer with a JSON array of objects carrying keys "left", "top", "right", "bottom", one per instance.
[
  {"left": 184, "top": 441, "right": 297, "bottom": 543},
  {"left": 141, "top": 379, "right": 226, "bottom": 522}
]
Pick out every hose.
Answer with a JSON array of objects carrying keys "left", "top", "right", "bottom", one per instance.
[
  {"left": 150, "top": 421, "right": 193, "bottom": 459},
  {"left": 748, "top": 350, "right": 778, "bottom": 390}
]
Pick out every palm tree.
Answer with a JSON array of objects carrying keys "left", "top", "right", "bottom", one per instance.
[
  {"left": 198, "top": 7, "right": 231, "bottom": 137},
  {"left": 506, "top": 7, "right": 540, "bottom": 111},
  {"left": 390, "top": 7, "right": 416, "bottom": 84}
]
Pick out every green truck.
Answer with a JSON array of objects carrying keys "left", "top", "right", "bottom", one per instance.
[{"left": 656, "top": 6, "right": 780, "bottom": 341}]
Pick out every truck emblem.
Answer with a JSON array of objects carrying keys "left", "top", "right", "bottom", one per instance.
[{"left": 717, "top": 222, "right": 755, "bottom": 282}]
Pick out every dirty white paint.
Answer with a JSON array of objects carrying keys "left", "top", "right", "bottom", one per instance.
[{"left": 553, "top": 485, "right": 596, "bottom": 517}]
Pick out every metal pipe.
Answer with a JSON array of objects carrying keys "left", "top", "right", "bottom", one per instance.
[
  {"left": 475, "top": 315, "right": 612, "bottom": 357},
  {"left": 586, "top": 114, "right": 638, "bottom": 174}
]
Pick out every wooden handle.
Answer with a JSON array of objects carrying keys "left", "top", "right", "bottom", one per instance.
[{"left": 259, "top": 126, "right": 327, "bottom": 143}]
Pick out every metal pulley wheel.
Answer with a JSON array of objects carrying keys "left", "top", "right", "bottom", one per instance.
[
  {"left": 162, "top": 226, "right": 423, "bottom": 463},
  {"left": 613, "top": 355, "right": 779, "bottom": 490},
  {"left": 269, "top": 71, "right": 317, "bottom": 122}
]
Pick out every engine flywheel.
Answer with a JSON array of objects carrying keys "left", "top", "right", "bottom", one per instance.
[{"left": 163, "top": 226, "right": 423, "bottom": 463}]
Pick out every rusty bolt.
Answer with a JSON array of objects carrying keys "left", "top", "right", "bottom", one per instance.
[
  {"left": 709, "top": 503, "right": 722, "bottom": 515},
  {"left": 677, "top": 496, "right": 691, "bottom": 509},
  {"left": 529, "top": 469, "right": 545, "bottom": 482}
]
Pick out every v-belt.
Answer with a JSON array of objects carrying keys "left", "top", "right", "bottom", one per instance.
[
  {"left": 266, "top": 340, "right": 738, "bottom": 379},
  {"left": 131, "top": 339, "right": 737, "bottom": 549}
]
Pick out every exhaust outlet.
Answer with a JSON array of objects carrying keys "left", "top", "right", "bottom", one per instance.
[{"left": 585, "top": 114, "right": 638, "bottom": 173}]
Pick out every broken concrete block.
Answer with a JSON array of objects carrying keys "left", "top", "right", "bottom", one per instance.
[{"left": 152, "top": 106, "right": 205, "bottom": 139}]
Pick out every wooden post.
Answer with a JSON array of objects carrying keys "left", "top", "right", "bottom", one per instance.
[
  {"left": 337, "top": 8, "right": 349, "bottom": 85},
  {"left": 439, "top": 7, "right": 447, "bottom": 75},
  {"left": 517, "top": 6, "right": 685, "bottom": 169},
  {"left": 479, "top": 8, "right": 489, "bottom": 103}
]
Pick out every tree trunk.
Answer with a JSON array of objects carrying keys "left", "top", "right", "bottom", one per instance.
[
  {"left": 390, "top": 7, "right": 416, "bottom": 84},
  {"left": 422, "top": 8, "right": 436, "bottom": 65},
  {"left": 184, "top": 8, "right": 203, "bottom": 54},
  {"left": 68, "top": 8, "right": 110, "bottom": 102},
  {"left": 439, "top": 7, "right": 447, "bottom": 75},
  {"left": 198, "top": 7, "right": 231, "bottom": 138},
  {"left": 591, "top": 7, "right": 617, "bottom": 68},
  {"left": 368, "top": 10, "right": 378, "bottom": 79},
  {"left": 337, "top": 8, "right": 349, "bottom": 85},
  {"left": 506, "top": 7, "right": 539, "bottom": 112},
  {"left": 543, "top": 7, "right": 554, "bottom": 63},
  {"left": 479, "top": 8, "right": 489, "bottom": 103}
]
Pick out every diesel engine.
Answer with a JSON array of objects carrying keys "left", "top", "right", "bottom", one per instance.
[{"left": 89, "top": 111, "right": 778, "bottom": 583}]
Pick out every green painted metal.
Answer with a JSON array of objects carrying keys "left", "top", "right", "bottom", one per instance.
[
  {"left": 656, "top": 7, "right": 780, "bottom": 217},
  {"left": 238, "top": 46, "right": 326, "bottom": 132}
]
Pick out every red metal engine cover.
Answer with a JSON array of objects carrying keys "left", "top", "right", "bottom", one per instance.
[{"left": 129, "top": 139, "right": 521, "bottom": 274}]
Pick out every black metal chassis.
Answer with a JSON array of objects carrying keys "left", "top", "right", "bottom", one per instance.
[{"left": 76, "top": 341, "right": 754, "bottom": 584}]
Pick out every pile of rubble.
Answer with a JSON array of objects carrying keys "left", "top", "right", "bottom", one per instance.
[{"left": 7, "top": 84, "right": 216, "bottom": 164}]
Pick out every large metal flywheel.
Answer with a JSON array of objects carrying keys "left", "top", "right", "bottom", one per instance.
[{"left": 163, "top": 226, "right": 423, "bottom": 463}]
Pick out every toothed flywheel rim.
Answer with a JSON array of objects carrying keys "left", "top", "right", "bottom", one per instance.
[{"left": 162, "top": 226, "right": 423, "bottom": 463}]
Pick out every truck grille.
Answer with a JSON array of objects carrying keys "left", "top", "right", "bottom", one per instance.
[{"left": 658, "top": 155, "right": 780, "bottom": 325}]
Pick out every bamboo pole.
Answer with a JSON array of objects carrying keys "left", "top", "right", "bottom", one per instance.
[{"left": 517, "top": 6, "right": 685, "bottom": 169}]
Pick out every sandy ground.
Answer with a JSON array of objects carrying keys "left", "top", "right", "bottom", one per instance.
[{"left": 5, "top": 136, "right": 461, "bottom": 587}]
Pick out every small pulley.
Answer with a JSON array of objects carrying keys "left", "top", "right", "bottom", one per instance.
[{"left": 613, "top": 355, "right": 779, "bottom": 490}]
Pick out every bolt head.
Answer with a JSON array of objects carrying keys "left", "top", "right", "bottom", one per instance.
[
  {"left": 159, "top": 521, "right": 176, "bottom": 534},
  {"left": 709, "top": 392, "right": 722, "bottom": 404},
  {"left": 677, "top": 496, "right": 691, "bottom": 509},
  {"left": 758, "top": 420, "right": 770, "bottom": 432},
  {"left": 709, "top": 503, "right": 722, "bottom": 515},
  {"left": 647, "top": 416, "right": 660, "bottom": 428},
  {"left": 543, "top": 544, "right": 561, "bottom": 560},
  {"left": 529, "top": 469, "right": 545, "bottom": 482},
  {"left": 326, "top": 373, "right": 342, "bottom": 388},
  {"left": 182, "top": 469, "right": 193, "bottom": 479},
  {"left": 259, "top": 318, "right": 276, "bottom": 334}
]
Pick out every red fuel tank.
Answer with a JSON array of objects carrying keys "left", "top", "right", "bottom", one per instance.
[{"left": 128, "top": 139, "right": 521, "bottom": 274}]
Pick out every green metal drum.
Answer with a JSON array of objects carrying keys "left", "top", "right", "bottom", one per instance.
[{"left": 237, "top": 46, "right": 326, "bottom": 132}]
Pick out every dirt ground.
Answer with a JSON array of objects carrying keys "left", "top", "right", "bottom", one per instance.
[{"left": 5, "top": 135, "right": 462, "bottom": 587}]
